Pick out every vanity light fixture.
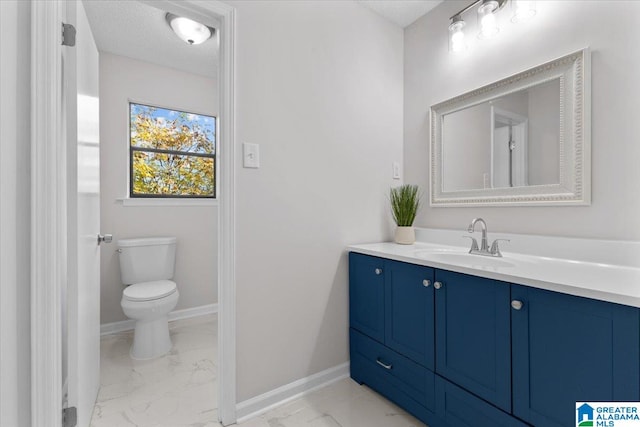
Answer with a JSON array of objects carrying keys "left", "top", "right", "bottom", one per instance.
[
  {"left": 477, "top": 0, "right": 501, "bottom": 39},
  {"left": 448, "top": 0, "right": 536, "bottom": 53},
  {"left": 511, "top": 0, "right": 537, "bottom": 23},
  {"left": 165, "top": 13, "right": 213, "bottom": 45},
  {"left": 448, "top": 15, "right": 467, "bottom": 52}
]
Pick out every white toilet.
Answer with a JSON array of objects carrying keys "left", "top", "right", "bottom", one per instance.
[{"left": 117, "top": 236, "right": 179, "bottom": 360}]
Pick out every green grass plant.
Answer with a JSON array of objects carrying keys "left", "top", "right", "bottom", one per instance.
[{"left": 390, "top": 184, "right": 420, "bottom": 227}]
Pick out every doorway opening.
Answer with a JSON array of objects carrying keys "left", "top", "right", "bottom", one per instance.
[
  {"left": 81, "top": 1, "right": 221, "bottom": 425},
  {"left": 30, "top": 0, "right": 236, "bottom": 425}
]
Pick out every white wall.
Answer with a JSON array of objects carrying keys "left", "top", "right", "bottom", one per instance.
[
  {"left": 442, "top": 104, "right": 491, "bottom": 191},
  {"left": 528, "top": 79, "right": 560, "bottom": 185},
  {"left": 405, "top": 1, "right": 640, "bottom": 240},
  {"left": 231, "top": 0, "right": 404, "bottom": 401},
  {"left": 0, "top": 1, "right": 31, "bottom": 426},
  {"left": 99, "top": 53, "right": 218, "bottom": 324}
]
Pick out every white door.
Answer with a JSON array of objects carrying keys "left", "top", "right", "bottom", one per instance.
[{"left": 65, "top": 1, "right": 102, "bottom": 426}]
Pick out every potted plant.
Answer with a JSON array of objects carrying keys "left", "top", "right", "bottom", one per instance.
[{"left": 390, "top": 184, "right": 420, "bottom": 245}]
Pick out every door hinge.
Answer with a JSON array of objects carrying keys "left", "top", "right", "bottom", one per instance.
[
  {"left": 62, "top": 406, "right": 77, "bottom": 427},
  {"left": 62, "top": 23, "right": 76, "bottom": 47}
]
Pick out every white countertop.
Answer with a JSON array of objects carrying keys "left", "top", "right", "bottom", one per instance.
[{"left": 348, "top": 241, "right": 640, "bottom": 308}]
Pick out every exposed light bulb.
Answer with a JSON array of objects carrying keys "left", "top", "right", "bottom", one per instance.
[
  {"left": 448, "top": 17, "right": 467, "bottom": 52},
  {"left": 166, "top": 13, "right": 212, "bottom": 45},
  {"left": 512, "top": 0, "right": 537, "bottom": 23},
  {"left": 477, "top": 1, "right": 500, "bottom": 39}
]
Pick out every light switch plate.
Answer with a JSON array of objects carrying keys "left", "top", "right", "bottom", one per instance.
[
  {"left": 392, "top": 162, "right": 401, "bottom": 179},
  {"left": 243, "top": 143, "right": 260, "bottom": 168}
]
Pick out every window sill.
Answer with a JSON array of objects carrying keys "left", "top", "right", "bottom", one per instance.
[{"left": 118, "top": 198, "right": 218, "bottom": 207}]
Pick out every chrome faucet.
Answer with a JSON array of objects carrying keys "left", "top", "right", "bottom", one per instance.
[
  {"left": 464, "top": 218, "right": 509, "bottom": 257},
  {"left": 468, "top": 218, "right": 489, "bottom": 252}
]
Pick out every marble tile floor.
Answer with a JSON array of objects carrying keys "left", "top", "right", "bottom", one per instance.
[
  {"left": 238, "top": 379, "right": 426, "bottom": 427},
  {"left": 91, "top": 313, "right": 425, "bottom": 427},
  {"left": 90, "top": 314, "right": 218, "bottom": 427}
]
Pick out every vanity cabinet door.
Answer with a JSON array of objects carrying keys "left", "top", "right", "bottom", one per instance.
[
  {"left": 349, "top": 252, "right": 385, "bottom": 343},
  {"left": 434, "top": 269, "right": 512, "bottom": 413},
  {"left": 512, "top": 286, "right": 640, "bottom": 427},
  {"left": 385, "top": 260, "right": 435, "bottom": 369}
]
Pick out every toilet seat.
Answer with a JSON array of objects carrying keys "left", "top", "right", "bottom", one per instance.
[{"left": 123, "top": 280, "right": 177, "bottom": 302}]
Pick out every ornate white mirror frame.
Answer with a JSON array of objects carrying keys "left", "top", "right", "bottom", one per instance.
[{"left": 430, "top": 48, "right": 591, "bottom": 207}]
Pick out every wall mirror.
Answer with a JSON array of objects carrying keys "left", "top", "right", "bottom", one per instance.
[{"left": 430, "top": 49, "right": 590, "bottom": 207}]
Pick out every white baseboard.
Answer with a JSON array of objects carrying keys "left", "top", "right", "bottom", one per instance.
[
  {"left": 100, "top": 303, "right": 218, "bottom": 336},
  {"left": 169, "top": 303, "right": 218, "bottom": 322},
  {"left": 235, "top": 362, "right": 351, "bottom": 423}
]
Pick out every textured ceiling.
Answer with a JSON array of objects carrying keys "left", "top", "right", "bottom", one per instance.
[
  {"left": 82, "top": 0, "right": 442, "bottom": 78},
  {"left": 82, "top": 0, "right": 218, "bottom": 78},
  {"left": 358, "top": 0, "right": 444, "bottom": 28}
]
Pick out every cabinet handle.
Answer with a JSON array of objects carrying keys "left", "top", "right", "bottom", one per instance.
[
  {"left": 434, "top": 281, "right": 443, "bottom": 290},
  {"left": 374, "top": 268, "right": 383, "bottom": 275},
  {"left": 376, "top": 358, "right": 393, "bottom": 370},
  {"left": 423, "top": 279, "right": 431, "bottom": 287},
  {"left": 511, "top": 300, "right": 524, "bottom": 310}
]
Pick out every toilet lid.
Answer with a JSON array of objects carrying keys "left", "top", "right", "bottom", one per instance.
[{"left": 123, "top": 280, "right": 177, "bottom": 302}]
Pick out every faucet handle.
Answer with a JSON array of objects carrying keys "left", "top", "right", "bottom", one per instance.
[
  {"left": 489, "top": 239, "right": 510, "bottom": 257},
  {"left": 462, "top": 235, "right": 479, "bottom": 252}
]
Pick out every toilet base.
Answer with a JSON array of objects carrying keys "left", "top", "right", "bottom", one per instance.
[
  {"left": 121, "top": 289, "right": 179, "bottom": 360},
  {"left": 130, "top": 315, "right": 173, "bottom": 360}
]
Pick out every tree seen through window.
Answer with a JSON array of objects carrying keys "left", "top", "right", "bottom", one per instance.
[{"left": 130, "top": 103, "right": 216, "bottom": 197}]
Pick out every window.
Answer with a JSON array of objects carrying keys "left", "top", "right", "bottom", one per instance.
[{"left": 129, "top": 102, "right": 216, "bottom": 198}]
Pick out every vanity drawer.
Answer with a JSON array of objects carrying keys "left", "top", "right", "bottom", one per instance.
[
  {"left": 350, "top": 328, "right": 435, "bottom": 412},
  {"left": 435, "top": 376, "right": 530, "bottom": 427}
]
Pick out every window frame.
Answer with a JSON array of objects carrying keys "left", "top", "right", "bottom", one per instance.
[{"left": 128, "top": 101, "right": 217, "bottom": 199}]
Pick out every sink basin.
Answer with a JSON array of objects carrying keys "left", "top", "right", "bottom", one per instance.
[
  {"left": 413, "top": 247, "right": 461, "bottom": 256},
  {"left": 414, "top": 250, "right": 516, "bottom": 268}
]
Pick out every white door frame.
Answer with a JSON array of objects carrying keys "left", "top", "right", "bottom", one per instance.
[
  {"left": 30, "top": 1, "right": 65, "bottom": 425},
  {"left": 30, "top": 0, "right": 237, "bottom": 425}
]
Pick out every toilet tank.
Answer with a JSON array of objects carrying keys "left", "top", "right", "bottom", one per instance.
[{"left": 117, "top": 237, "right": 177, "bottom": 284}]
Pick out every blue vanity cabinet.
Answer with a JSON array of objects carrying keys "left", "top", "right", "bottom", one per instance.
[
  {"left": 349, "top": 253, "right": 439, "bottom": 425},
  {"left": 385, "top": 259, "right": 435, "bottom": 369},
  {"left": 349, "top": 252, "right": 385, "bottom": 343},
  {"left": 434, "top": 270, "right": 512, "bottom": 413},
  {"left": 511, "top": 285, "right": 640, "bottom": 427}
]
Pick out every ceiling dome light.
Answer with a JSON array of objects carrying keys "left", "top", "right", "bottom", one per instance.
[{"left": 166, "top": 13, "right": 212, "bottom": 45}]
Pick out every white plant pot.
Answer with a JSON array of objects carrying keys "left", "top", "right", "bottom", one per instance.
[{"left": 394, "top": 226, "right": 415, "bottom": 245}]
